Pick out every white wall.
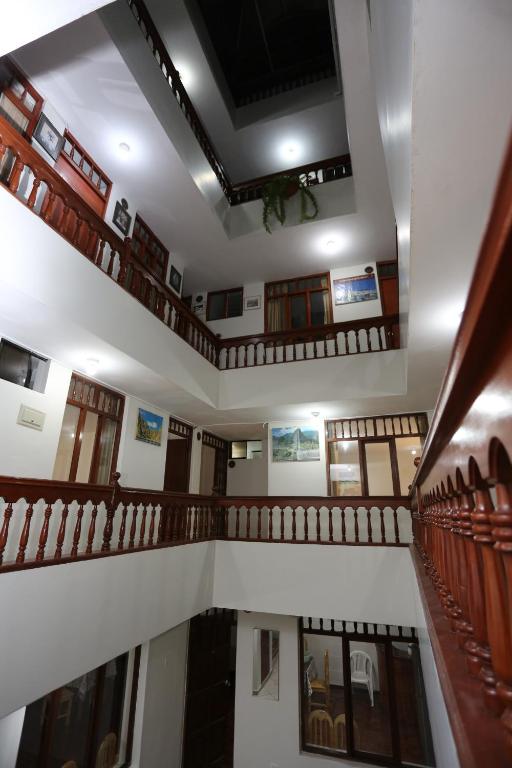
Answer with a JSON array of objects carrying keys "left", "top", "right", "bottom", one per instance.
[
  {"left": 137, "top": 622, "right": 189, "bottom": 768},
  {"left": 0, "top": 708, "right": 25, "bottom": 768},
  {"left": 227, "top": 439, "right": 268, "bottom": 496},
  {"left": 268, "top": 420, "right": 327, "bottom": 496},
  {"left": 330, "top": 262, "right": 383, "bottom": 323},
  {"left": 0, "top": 542, "right": 214, "bottom": 719},
  {"left": 116, "top": 396, "right": 169, "bottom": 490},
  {"left": 234, "top": 612, "right": 378, "bottom": 768},
  {"left": 0, "top": 354, "right": 70, "bottom": 478},
  {"left": 214, "top": 542, "right": 418, "bottom": 629}
]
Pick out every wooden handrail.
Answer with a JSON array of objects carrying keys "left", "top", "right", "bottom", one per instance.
[
  {"left": 410, "top": 133, "right": 512, "bottom": 766},
  {"left": 126, "top": 0, "right": 353, "bottom": 204},
  {"left": 0, "top": 475, "right": 412, "bottom": 572}
]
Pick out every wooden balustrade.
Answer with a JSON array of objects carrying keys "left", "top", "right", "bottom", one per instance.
[
  {"left": 125, "top": 0, "right": 353, "bottom": 204},
  {"left": 217, "top": 314, "right": 400, "bottom": 368},
  {"left": 0, "top": 474, "right": 411, "bottom": 572},
  {"left": 410, "top": 135, "right": 512, "bottom": 766}
]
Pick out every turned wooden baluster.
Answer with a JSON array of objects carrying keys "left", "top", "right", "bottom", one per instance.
[
  {"left": 367, "top": 508, "right": 373, "bottom": 543},
  {"left": 71, "top": 503, "right": 84, "bottom": 558},
  {"left": 304, "top": 508, "right": 308, "bottom": 542},
  {"left": 102, "top": 473, "right": 120, "bottom": 552},
  {"left": 27, "top": 176, "right": 41, "bottom": 209},
  {"left": 393, "top": 508, "right": 400, "bottom": 544},
  {"left": 292, "top": 507, "right": 297, "bottom": 541},
  {"left": 257, "top": 507, "right": 262, "bottom": 539},
  {"left": 354, "top": 508, "right": 360, "bottom": 543},
  {"left": 380, "top": 507, "right": 385, "bottom": 542},
  {"left": 186, "top": 506, "right": 192, "bottom": 540},
  {"left": 118, "top": 504, "right": 128, "bottom": 549},
  {"left": 8, "top": 152, "right": 24, "bottom": 193},
  {"left": 328, "top": 508, "right": 333, "bottom": 542},
  {"left": 316, "top": 507, "right": 321, "bottom": 542},
  {"left": 235, "top": 507, "right": 240, "bottom": 538},
  {"left": 148, "top": 506, "right": 156, "bottom": 546},
  {"left": 128, "top": 505, "right": 139, "bottom": 548},
  {"left": 36, "top": 502, "right": 53, "bottom": 561},
  {"left": 0, "top": 502, "right": 14, "bottom": 565},
  {"left": 269, "top": 507, "right": 273, "bottom": 540},
  {"left": 246, "top": 507, "right": 251, "bottom": 539},
  {"left": 86, "top": 504, "right": 98, "bottom": 554},
  {"left": 16, "top": 502, "right": 34, "bottom": 563},
  {"left": 54, "top": 502, "right": 69, "bottom": 559},
  {"left": 341, "top": 507, "right": 346, "bottom": 542},
  {"left": 42, "top": 189, "right": 56, "bottom": 222},
  {"left": 138, "top": 505, "right": 148, "bottom": 547},
  {"left": 280, "top": 507, "right": 285, "bottom": 540}
]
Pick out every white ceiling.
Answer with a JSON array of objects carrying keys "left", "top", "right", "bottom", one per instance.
[
  {"left": 13, "top": 7, "right": 396, "bottom": 298},
  {"left": 145, "top": 0, "right": 349, "bottom": 183}
]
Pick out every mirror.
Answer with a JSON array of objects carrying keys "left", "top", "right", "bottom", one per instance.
[{"left": 252, "top": 629, "right": 279, "bottom": 700}]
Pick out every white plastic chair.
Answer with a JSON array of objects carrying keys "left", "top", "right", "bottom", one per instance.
[{"left": 350, "top": 650, "right": 374, "bottom": 706}]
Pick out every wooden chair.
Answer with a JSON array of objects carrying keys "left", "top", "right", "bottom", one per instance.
[
  {"left": 307, "top": 709, "right": 334, "bottom": 747},
  {"left": 95, "top": 732, "right": 117, "bottom": 768},
  {"left": 61, "top": 762, "right": 77, "bottom": 768},
  {"left": 333, "top": 714, "right": 360, "bottom": 750},
  {"left": 310, "top": 649, "right": 330, "bottom": 710}
]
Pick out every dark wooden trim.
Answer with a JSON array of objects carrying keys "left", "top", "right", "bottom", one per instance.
[
  {"left": 124, "top": 645, "right": 141, "bottom": 766},
  {"left": 60, "top": 128, "right": 112, "bottom": 207},
  {"left": 411, "top": 546, "right": 508, "bottom": 768},
  {"left": 0, "top": 56, "right": 43, "bottom": 138},
  {"left": 264, "top": 271, "right": 332, "bottom": 332},
  {"left": 131, "top": 213, "right": 169, "bottom": 284}
]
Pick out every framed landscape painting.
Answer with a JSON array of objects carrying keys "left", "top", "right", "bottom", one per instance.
[
  {"left": 136, "top": 408, "right": 163, "bottom": 446},
  {"left": 334, "top": 274, "right": 378, "bottom": 305},
  {"left": 272, "top": 427, "right": 320, "bottom": 462}
]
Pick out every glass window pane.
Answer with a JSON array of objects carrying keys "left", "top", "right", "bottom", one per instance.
[
  {"left": 267, "top": 297, "right": 286, "bottom": 331},
  {"left": 92, "top": 656, "right": 128, "bottom": 762},
  {"left": 227, "top": 290, "right": 243, "bottom": 318},
  {"left": 247, "top": 440, "right": 262, "bottom": 459},
  {"left": 76, "top": 411, "right": 99, "bottom": 483},
  {"left": 395, "top": 436, "right": 422, "bottom": 495},
  {"left": 350, "top": 640, "right": 392, "bottom": 757},
  {"left": 95, "top": 418, "right": 117, "bottom": 485},
  {"left": 208, "top": 293, "right": 226, "bottom": 321},
  {"left": 310, "top": 291, "right": 328, "bottom": 326},
  {"left": 16, "top": 696, "right": 47, "bottom": 767},
  {"left": 304, "top": 635, "right": 345, "bottom": 752},
  {"left": 231, "top": 441, "right": 247, "bottom": 459},
  {"left": 53, "top": 404, "right": 81, "bottom": 481},
  {"left": 329, "top": 441, "right": 361, "bottom": 496},
  {"left": 392, "top": 642, "right": 435, "bottom": 766},
  {"left": 50, "top": 671, "right": 98, "bottom": 767},
  {"left": 365, "top": 442, "right": 394, "bottom": 495},
  {"left": 290, "top": 294, "right": 307, "bottom": 329}
]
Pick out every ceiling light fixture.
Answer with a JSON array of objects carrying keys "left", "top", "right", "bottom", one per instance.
[
  {"left": 84, "top": 358, "right": 100, "bottom": 377},
  {"left": 311, "top": 411, "right": 320, "bottom": 419},
  {"left": 118, "top": 142, "right": 130, "bottom": 153}
]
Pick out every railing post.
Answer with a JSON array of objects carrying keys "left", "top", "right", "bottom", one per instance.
[{"left": 102, "top": 472, "right": 121, "bottom": 552}]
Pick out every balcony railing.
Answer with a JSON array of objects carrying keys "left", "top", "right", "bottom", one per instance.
[
  {"left": 125, "top": 0, "right": 353, "bottom": 203},
  {"left": 0, "top": 114, "right": 398, "bottom": 371},
  {"left": 0, "top": 473, "right": 411, "bottom": 573},
  {"left": 410, "top": 135, "right": 512, "bottom": 766}
]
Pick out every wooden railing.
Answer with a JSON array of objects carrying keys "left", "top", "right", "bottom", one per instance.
[
  {"left": 410, "top": 135, "right": 512, "bottom": 767},
  {"left": 217, "top": 314, "right": 400, "bottom": 368},
  {"left": 0, "top": 114, "right": 219, "bottom": 365},
  {"left": 0, "top": 474, "right": 411, "bottom": 573},
  {"left": 125, "top": 0, "right": 353, "bottom": 203}
]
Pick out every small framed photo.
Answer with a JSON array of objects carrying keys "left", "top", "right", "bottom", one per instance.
[
  {"left": 170, "top": 265, "right": 182, "bottom": 294},
  {"left": 333, "top": 273, "right": 378, "bottom": 306},
  {"left": 33, "top": 114, "right": 64, "bottom": 161},
  {"left": 244, "top": 295, "right": 261, "bottom": 311},
  {"left": 136, "top": 408, "right": 163, "bottom": 446},
  {"left": 113, "top": 199, "right": 132, "bottom": 236}
]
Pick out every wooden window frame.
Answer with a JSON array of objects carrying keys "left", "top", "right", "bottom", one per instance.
[
  {"left": 264, "top": 271, "right": 333, "bottom": 332},
  {"left": 59, "top": 129, "right": 112, "bottom": 208},
  {"left": 131, "top": 214, "right": 169, "bottom": 284},
  {"left": 206, "top": 287, "right": 244, "bottom": 321},
  {"left": 298, "top": 618, "right": 431, "bottom": 768},
  {"left": 325, "top": 413, "right": 428, "bottom": 497},
  {"left": 229, "top": 439, "right": 263, "bottom": 460},
  {"left": 202, "top": 429, "right": 228, "bottom": 494},
  {"left": 65, "top": 372, "right": 125, "bottom": 485},
  {"left": 0, "top": 56, "right": 43, "bottom": 137}
]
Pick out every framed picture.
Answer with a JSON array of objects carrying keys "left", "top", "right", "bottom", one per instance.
[
  {"left": 244, "top": 295, "right": 261, "bottom": 311},
  {"left": 170, "top": 265, "right": 182, "bottom": 294},
  {"left": 112, "top": 199, "right": 132, "bottom": 236},
  {"left": 33, "top": 114, "right": 64, "bottom": 161},
  {"left": 333, "top": 273, "right": 378, "bottom": 306},
  {"left": 272, "top": 427, "right": 320, "bottom": 462},
  {"left": 136, "top": 408, "right": 163, "bottom": 446}
]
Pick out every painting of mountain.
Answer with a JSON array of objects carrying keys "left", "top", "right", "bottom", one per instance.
[{"left": 272, "top": 427, "right": 320, "bottom": 462}]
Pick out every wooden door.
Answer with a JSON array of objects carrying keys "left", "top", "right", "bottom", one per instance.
[
  {"left": 164, "top": 436, "right": 191, "bottom": 492},
  {"left": 182, "top": 610, "right": 237, "bottom": 768}
]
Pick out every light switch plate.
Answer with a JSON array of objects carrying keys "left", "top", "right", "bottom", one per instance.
[{"left": 17, "top": 404, "right": 46, "bottom": 431}]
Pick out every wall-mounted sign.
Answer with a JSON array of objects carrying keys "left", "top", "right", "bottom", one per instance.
[
  {"left": 136, "top": 408, "right": 163, "bottom": 446},
  {"left": 272, "top": 427, "right": 320, "bottom": 462},
  {"left": 333, "top": 274, "right": 378, "bottom": 306}
]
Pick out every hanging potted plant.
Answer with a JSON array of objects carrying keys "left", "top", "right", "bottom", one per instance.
[{"left": 261, "top": 174, "right": 319, "bottom": 233}]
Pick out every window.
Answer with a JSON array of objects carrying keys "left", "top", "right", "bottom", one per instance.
[
  {"left": 0, "top": 339, "right": 49, "bottom": 392},
  {"left": 16, "top": 649, "right": 140, "bottom": 768},
  {"left": 56, "top": 130, "right": 112, "bottom": 216},
  {"left": 53, "top": 373, "right": 124, "bottom": 484},
  {"left": 230, "top": 440, "right": 262, "bottom": 459},
  {"left": 326, "top": 413, "right": 428, "bottom": 496},
  {"left": 265, "top": 272, "right": 332, "bottom": 332},
  {"left": 131, "top": 214, "right": 169, "bottom": 282},
  {"left": 300, "top": 617, "right": 435, "bottom": 767},
  {"left": 0, "top": 56, "right": 43, "bottom": 137},
  {"left": 207, "top": 287, "right": 243, "bottom": 321}
]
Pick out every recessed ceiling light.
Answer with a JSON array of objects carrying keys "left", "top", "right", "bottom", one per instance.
[
  {"left": 411, "top": 450, "right": 417, "bottom": 455},
  {"left": 311, "top": 411, "right": 320, "bottom": 419},
  {"left": 84, "top": 358, "right": 100, "bottom": 377},
  {"left": 119, "top": 142, "right": 130, "bottom": 153}
]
